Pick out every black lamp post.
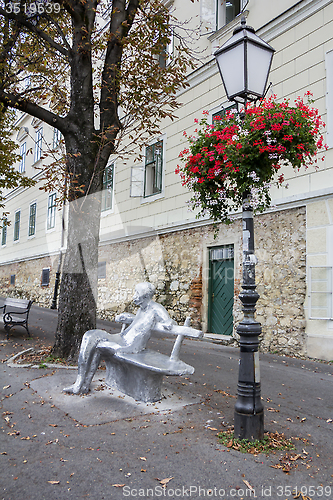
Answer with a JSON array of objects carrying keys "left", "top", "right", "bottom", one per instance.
[{"left": 214, "top": 17, "right": 275, "bottom": 441}]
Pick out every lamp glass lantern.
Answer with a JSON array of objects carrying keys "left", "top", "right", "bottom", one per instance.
[{"left": 214, "top": 17, "right": 275, "bottom": 103}]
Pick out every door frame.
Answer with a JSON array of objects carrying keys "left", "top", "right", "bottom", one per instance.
[
  {"left": 202, "top": 236, "right": 240, "bottom": 335},
  {"left": 208, "top": 246, "right": 235, "bottom": 334}
]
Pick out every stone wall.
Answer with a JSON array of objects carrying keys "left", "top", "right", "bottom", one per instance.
[
  {"left": 0, "top": 206, "right": 307, "bottom": 357},
  {"left": 254, "top": 207, "right": 307, "bottom": 356},
  {"left": 0, "top": 255, "right": 58, "bottom": 307}
]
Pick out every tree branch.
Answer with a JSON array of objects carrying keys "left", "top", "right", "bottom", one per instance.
[
  {"left": 0, "top": 90, "right": 69, "bottom": 134},
  {"left": 0, "top": 8, "right": 70, "bottom": 57}
]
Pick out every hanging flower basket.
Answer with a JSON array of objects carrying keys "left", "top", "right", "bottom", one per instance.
[{"left": 176, "top": 93, "right": 327, "bottom": 224}]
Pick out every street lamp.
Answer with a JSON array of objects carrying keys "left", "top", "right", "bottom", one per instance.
[
  {"left": 214, "top": 17, "right": 275, "bottom": 441},
  {"left": 214, "top": 16, "right": 275, "bottom": 105}
]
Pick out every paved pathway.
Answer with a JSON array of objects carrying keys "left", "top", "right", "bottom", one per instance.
[{"left": 0, "top": 300, "right": 332, "bottom": 499}]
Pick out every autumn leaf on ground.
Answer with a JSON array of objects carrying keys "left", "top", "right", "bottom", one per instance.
[
  {"left": 158, "top": 477, "right": 174, "bottom": 487},
  {"left": 48, "top": 481, "right": 60, "bottom": 485},
  {"left": 3, "top": 385, "right": 11, "bottom": 390},
  {"left": 112, "top": 484, "right": 125, "bottom": 488},
  {"left": 139, "top": 457, "right": 147, "bottom": 461},
  {"left": 243, "top": 480, "right": 256, "bottom": 496}
]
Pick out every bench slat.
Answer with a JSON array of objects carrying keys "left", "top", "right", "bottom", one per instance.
[
  {"left": 5, "top": 298, "right": 31, "bottom": 309},
  {"left": 110, "top": 349, "right": 195, "bottom": 376}
]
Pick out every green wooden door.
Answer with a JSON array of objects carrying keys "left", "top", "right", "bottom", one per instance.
[{"left": 208, "top": 246, "right": 234, "bottom": 335}]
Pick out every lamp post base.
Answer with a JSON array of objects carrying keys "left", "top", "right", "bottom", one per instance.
[{"left": 234, "top": 410, "right": 264, "bottom": 441}]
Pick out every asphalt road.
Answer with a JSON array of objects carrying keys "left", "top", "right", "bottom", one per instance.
[{"left": 0, "top": 299, "right": 332, "bottom": 500}]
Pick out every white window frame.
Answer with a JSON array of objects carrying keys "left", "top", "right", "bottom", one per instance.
[
  {"left": 308, "top": 266, "right": 333, "bottom": 320},
  {"left": 28, "top": 201, "right": 37, "bottom": 237},
  {"left": 216, "top": 0, "right": 243, "bottom": 31},
  {"left": 47, "top": 193, "right": 56, "bottom": 230},
  {"left": 143, "top": 139, "right": 164, "bottom": 199},
  {"left": 34, "top": 126, "right": 43, "bottom": 163},
  {"left": 19, "top": 142, "right": 26, "bottom": 173}
]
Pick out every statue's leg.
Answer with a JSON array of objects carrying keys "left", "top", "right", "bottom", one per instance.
[{"left": 63, "top": 330, "right": 113, "bottom": 394}]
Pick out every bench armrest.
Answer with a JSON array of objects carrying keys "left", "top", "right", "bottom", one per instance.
[
  {"left": 154, "top": 322, "right": 203, "bottom": 339},
  {"left": 4, "top": 309, "right": 29, "bottom": 316}
]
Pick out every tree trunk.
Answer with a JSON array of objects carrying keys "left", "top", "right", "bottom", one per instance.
[{"left": 52, "top": 138, "right": 104, "bottom": 361}]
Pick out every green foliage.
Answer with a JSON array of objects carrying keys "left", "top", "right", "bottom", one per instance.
[{"left": 218, "top": 428, "right": 296, "bottom": 454}]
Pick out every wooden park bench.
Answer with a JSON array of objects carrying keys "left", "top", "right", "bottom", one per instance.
[
  {"left": 0, "top": 298, "right": 33, "bottom": 340},
  {"left": 102, "top": 316, "right": 203, "bottom": 402}
]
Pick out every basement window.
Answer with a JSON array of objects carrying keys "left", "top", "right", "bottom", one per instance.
[
  {"left": 41, "top": 268, "right": 50, "bottom": 287},
  {"left": 308, "top": 266, "right": 333, "bottom": 320}
]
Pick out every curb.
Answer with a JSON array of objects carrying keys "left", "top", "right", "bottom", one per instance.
[{"left": 6, "top": 348, "right": 78, "bottom": 370}]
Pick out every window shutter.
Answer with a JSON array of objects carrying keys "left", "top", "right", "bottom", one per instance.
[
  {"left": 201, "top": 0, "right": 216, "bottom": 32},
  {"left": 326, "top": 50, "right": 333, "bottom": 148},
  {"left": 130, "top": 166, "right": 144, "bottom": 197},
  {"left": 309, "top": 266, "right": 332, "bottom": 319}
]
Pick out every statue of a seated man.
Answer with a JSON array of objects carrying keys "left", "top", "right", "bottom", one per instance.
[{"left": 63, "top": 282, "right": 175, "bottom": 395}]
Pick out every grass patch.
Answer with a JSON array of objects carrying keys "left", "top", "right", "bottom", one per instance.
[
  {"left": 43, "top": 354, "right": 67, "bottom": 365},
  {"left": 218, "top": 427, "right": 296, "bottom": 456}
]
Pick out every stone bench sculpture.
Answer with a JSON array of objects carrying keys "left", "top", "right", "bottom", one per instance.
[
  {"left": 103, "top": 315, "right": 202, "bottom": 402},
  {"left": 63, "top": 282, "right": 203, "bottom": 402}
]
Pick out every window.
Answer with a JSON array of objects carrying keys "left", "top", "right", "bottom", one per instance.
[
  {"left": 101, "top": 163, "right": 114, "bottom": 211},
  {"left": 158, "top": 32, "right": 174, "bottom": 68},
  {"left": 98, "top": 261, "right": 106, "bottom": 280},
  {"left": 47, "top": 193, "right": 56, "bottom": 230},
  {"left": 41, "top": 268, "right": 50, "bottom": 286},
  {"left": 1, "top": 218, "right": 7, "bottom": 246},
  {"left": 53, "top": 128, "right": 62, "bottom": 149},
  {"left": 34, "top": 126, "right": 43, "bottom": 163},
  {"left": 28, "top": 202, "right": 37, "bottom": 236},
  {"left": 212, "top": 102, "right": 238, "bottom": 125},
  {"left": 216, "top": 0, "right": 242, "bottom": 30},
  {"left": 19, "top": 142, "right": 26, "bottom": 173},
  {"left": 309, "top": 267, "right": 333, "bottom": 320},
  {"left": 144, "top": 140, "right": 163, "bottom": 197},
  {"left": 14, "top": 211, "right": 20, "bottom": 241},
  {"left": 10, "top": 275, "right": 15, "bottom": 285}
]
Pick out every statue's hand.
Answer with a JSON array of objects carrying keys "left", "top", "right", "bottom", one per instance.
[
  {"left": 115, "top": 313, "right": 134, "bottom": 324},
  {"left": 162, "top": 321, "right": 173, "bottom": 331}
]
